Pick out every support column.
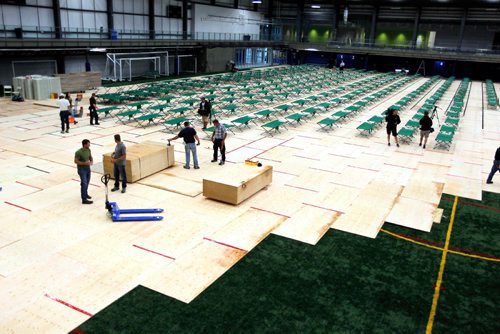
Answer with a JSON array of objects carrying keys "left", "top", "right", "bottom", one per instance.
[
  {"left": 52, "top": 0, "right": 62, "bottom": 39},
  {"left": 411, "top": 7, "right": 421, "bottom": 48},
  {"left": 149, "top": 0, "right": 155, "bottom": 39},
  {"left": 107, "top": 0, "right": 114, "bottom": 39},
  {"left": 182, "top": 0, "right": 188, "bottom": 40},
  {"left": 266, "top": 0, "right": 274, "bottom": 40},
  {"left": 368, "top": 6, "right": 379, "bottom": 46},
  {"left": 457, "top": 8, "right": 467, "bottom": 50},
  {"left": 331, "top": 4, "right": 339, "bottom": 42},
  {"left": 296, "top": 0, "right": 304, "bottom": 42},
  {"left": 233, "top": 0, "right": 238, "bottom": 9}
]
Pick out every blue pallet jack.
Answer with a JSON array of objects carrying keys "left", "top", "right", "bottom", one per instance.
[{"left": 101, "top": 174, "right": 164, "bottom": 222}]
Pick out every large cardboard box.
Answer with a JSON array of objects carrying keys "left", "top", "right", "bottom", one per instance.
[
  {"left": 203, "top": 164, "right": 273, "bottom": 205},
  {"left": 103, "top": 141, "right": 174, "bottom": 183}
]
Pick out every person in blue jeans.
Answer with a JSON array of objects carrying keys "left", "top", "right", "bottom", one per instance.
[
  {"left": 74, "top": 139, "right": 93, "bottom": 204},
  {"left": 486, "top": 147, "right": 500, "bottom": 184},
  {"left": 111, "top": 134, "right": 127, "bottom": 193},
  {"left": 168, "top": 121, "right": 201, "bottom": 169}
]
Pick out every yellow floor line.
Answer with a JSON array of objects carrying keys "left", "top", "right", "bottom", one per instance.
[
  {"left": 380, "top": 229, "right": 500, "bottom": 263},
  {"left": 426, "top": 196, "right": 458, "bottom": 334}
]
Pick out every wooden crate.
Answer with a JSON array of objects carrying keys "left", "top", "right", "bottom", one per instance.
[
  {"left": 103, "top": 142, "right": 174, "bottom": 183},
  {"left": 203, "top": 164, "right": 273, "bottom": 205}
]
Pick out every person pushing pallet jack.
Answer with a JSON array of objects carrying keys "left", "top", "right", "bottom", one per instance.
[{"left": 101, "top": 174, "right": 164, "bottom": 222}]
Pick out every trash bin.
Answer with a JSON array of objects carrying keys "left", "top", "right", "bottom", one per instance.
[{"left": 111, "top": 30, "right": 118, "bottom": 40}]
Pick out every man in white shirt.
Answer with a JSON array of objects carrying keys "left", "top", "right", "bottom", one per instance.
[{"left": 56, "top": 94, "right": 71, "bottom": 133}]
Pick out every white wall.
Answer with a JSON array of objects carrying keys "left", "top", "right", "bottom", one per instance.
[{"left": 193, "top": 3, "right": 263, "bottom": 40}]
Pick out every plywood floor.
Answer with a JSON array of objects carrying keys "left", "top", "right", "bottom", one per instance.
[{"left": 1, "top": 69, "right": 499, "bottom": 333}]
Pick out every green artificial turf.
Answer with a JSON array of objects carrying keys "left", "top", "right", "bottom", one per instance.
[{"left": 72, "top": 192, "right": 500, "bottom": 334}]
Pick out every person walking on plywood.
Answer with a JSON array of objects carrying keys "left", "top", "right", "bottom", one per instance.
[
  {"left": 56, "top": 94, "right": 71, "bottom": 133},
  {"left": 198, "top": 96, "right": 212, "bottom": 130},
  {"left": 89, "top": 93, "right": 99, "bottom": 125},
  {"left": 211, "top": 119, "right": 227, "bottom": 166},
  {"left": 111, "top": 134, "right": 127, "bottom": 193},
  {"left": 168, "top": 121, "right": 201, "bottom": 170},
  {"left": 385, "top": 108, "right": 401, "bottom": 147},
  {"left": 74, "top": 139, "right": 93, "bottom": 204},
  {"left": 486, "top": 147, "right": 500, "bottom": 184}
]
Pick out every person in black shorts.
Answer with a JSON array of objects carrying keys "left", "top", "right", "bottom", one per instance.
[{"left": 385, "top": 108, "right": 401, "bottom": 147}]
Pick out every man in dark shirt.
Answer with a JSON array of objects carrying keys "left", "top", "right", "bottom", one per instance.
[
  {"left": 486, "top": 147, "right": 500, "bottom": 184},
  {"left": 168, "top": 121, "right": 201, "bottom": 169},
  {"left": 89, "top": 93, "right": 99, "bottom": 125},
  {"left": 111, "top": 134, "right": 127, "bottom": 193},
  {"left": 385, "top": 108, "right": 401, "bottom": 147},
  {"left": 74, "top": 139, "right": 93, "bottom": 204},
  {"left": 419, "top": 111, "right": 433, "bottom": 149},
  {"left": 198, "top": 97, "right": 212, "bottom": 130}
]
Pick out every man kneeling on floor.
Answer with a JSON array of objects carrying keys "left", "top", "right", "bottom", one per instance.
[{"left": 168, "top": 121, "right": 201, "bottom": 169}]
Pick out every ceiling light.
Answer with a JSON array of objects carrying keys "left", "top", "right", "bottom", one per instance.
[
  {"left": 252, "top": 0, "right": 262, "bottom": 3},
  {"left": 311, "top": 5, "right": 321, "bottom": 8}
]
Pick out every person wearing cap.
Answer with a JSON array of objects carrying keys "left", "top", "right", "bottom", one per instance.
[
  {"left": 167, "top": 121, "right": 201, "bottom": 169},
  {"left": 56, "top": 94, "right": 71, "bottom": 133},
  {"left": 198, "top": 96, "right": 212, "bottom": 130}
]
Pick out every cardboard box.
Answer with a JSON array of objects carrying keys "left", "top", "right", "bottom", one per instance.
[
  {"left": 103, "top": 142, "right": 174, "bottom": 183},
  {"left": 203, "top": 164, "right": 273, "bottom": 205}
]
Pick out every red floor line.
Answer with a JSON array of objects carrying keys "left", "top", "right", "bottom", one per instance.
[
  {"left": 363, "top": 152, "right": 387, "bottom": 157},
  {"left": 132, "top": 244, "right": 176, "bottom": 260},
  {"left": 71, "top": 329, "right": 88, "bottom": 334},
  {"left": 395, "top": 150, "right": 424, "bottom": 157},
  {"left": 251, "top": 137, "right": 294, "bottom": 160},
  {"left": 384, "top": 163, "right": 417, "bottom": 170},
  {"left": 250, "top": 206, "right": 291, "bottom": 218},
  {"left": 296, "top": 134, "right": 321, "bottom": 140},
  {"left": 226, "top": 136, "right": 265, "bottom": 154},
  {"left": 71, "top": 178, "right": 101, "bottom": 188},
  {"left": 347, "top": 165, "right": 380, "bottom": 172},
  {"left": 44, "top": 294, "right": 93, "bottom": 317},
  {"left": 203, "top": 237, "right": 248, "bottom": 252},
  {"left": 293, "top": 155, "right": 320, "bottom": 161},
  {"left": 279, "top": 144, "right": 304, "bottom": 150},
  {"left": 328, "top": 153, "right": 355, "bottom": 159},
  {"left": 274, "top": 170, "right": 299, "bottom": 176},
  {"left": 386, "top": 231, "right": 500, "bottom": 260},
  {"left": 344, "top": 142, "right": 370, "bottom": 148},
  {"left": 459, "top": 201, "right": 500, "bottom": 213},
  {"left": 15, "top": 180, "right": 44, "bottom": 190},
  {"left": 302, "top": 202, "right": 345, "bottom": 214},
  {"left": 4, "top": 201, "right": 31, "bottom": 212},
  {"left": 329, "top": 181, "right": 362, "bottom": 189},
  {"left": 284, "top": 184, "right": 319, "bottom": 193},
  {"left": 258, "top": 157, "right": 282, "bottom": 163},
  {"left": 309, "top": 167, "right": 341, "bottom": 174}
]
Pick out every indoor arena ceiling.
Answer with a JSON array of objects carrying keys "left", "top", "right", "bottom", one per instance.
[{"left": 281, "top": 0, "right": 500, "bottom": 8}]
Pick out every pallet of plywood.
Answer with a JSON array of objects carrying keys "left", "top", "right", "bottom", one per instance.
[
  {"left": 56, "top": 71, "right": 101, "bottom": 92},
  {"left": 103, "top": 141, "right": 174, "bottom": 183},
  {"left": 203, "top": 164, "right": 273, "bottom": 205}
]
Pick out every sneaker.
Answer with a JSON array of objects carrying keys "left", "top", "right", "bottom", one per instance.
[
  {"left": 184, "top": 166, "right": 190, "bottom": 169},
  {"left": 388, "top": 143, "right": 390, "bottom": 146},
  {"left": 82, "top": 200, "right": 93, "bottom": 204},
  {"left": 194, "top": 166, "right": 200, "bottom": 169},
  {"left": 111, "top": 187, "right": 119, "bottom": 192},
  {"left": 74, "top": 121, "right": 78, "bottom": 125},
  {"left": 396, "top": 143, "right": 400, "bottom": 147},
  {"left": 61, "top": 131, "right": 64, "bottom": 134},
  {"left": 95, "top": 123, "right": 100, "bottom": 125},
  {"left": 219, "top": 161, "right": 225, "bottom": 165},
  {"left": 486, "top": 181, "right": 493, "bottom": 184},
  {"left": 86, "top": 195, "right": 92, "bottom": 199},
  {"left": 423, "top": 145, "right": 426, "bottom": 149},
  {"left": 211, "top": 159, "right": 217, "bottom": 163},
  {"left": 419, "top": 143, "right": 422, "bottom": 146},
  {"left": 65, "top": 130, "right": 69, "bottom": 133},
  {"left": 121, "top": 188, "right": 126, "bottom": 193}
]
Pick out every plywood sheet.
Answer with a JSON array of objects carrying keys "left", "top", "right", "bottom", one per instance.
[
  {"left": 272, "top": 204, "right": 340, "bottom": 245},
  {"left": 142, "top": 240, "right": 246, "bottom": 303},
  {"left": 139, "top": 172, "right": 202, "bottom": 197},
  {"left": 401, "top": 177, "right": 444, "bottom": 205},
  {"left": 385, "top": 197, "right": 437, "bottom": 232},
  {"left": 207, "top": 208, "right": 286, "bottom": 251},
  {"left": 443, "top": 175, "right": 482, "bottom": 201},
  {"left": 433, "top": 208, "right": 444, "bottom": 224},
  {"left": 332, "top": 181, "right": 402, "bottom": 238}
]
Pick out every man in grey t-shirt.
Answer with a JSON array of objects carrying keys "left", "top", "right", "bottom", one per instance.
[{"left": 111, "top": 134, "right": 127, "bottom": 193}]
